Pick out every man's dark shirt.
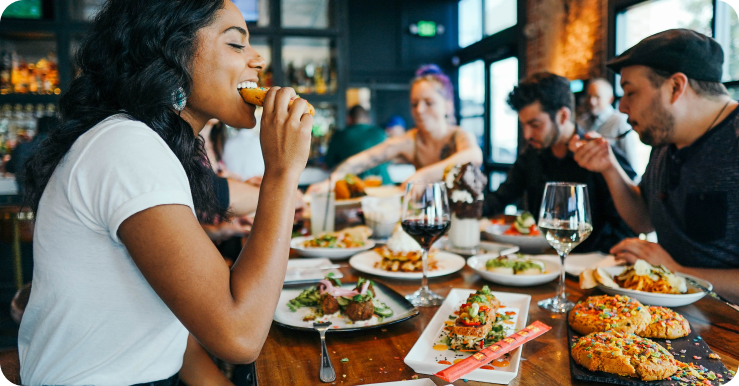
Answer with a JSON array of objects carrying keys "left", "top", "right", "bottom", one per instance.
[
  {"left": 640, "top": 105, "right": 739, "bottom": 268},
  {"left": 483, "top": 128, "right": 637, "bottom": 253}
]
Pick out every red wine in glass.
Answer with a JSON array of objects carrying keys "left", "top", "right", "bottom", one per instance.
[{"left": 401, "top": 219, "right": 451, "bottom": 249}]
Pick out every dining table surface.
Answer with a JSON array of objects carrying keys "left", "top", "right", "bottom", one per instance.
[{"left": 255, "top": 246, "right": 739, "bottom": 386}]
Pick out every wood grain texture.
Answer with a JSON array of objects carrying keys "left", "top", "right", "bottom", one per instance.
[{"left": 256, "top": 263, "right": 739, "bottom": 385}]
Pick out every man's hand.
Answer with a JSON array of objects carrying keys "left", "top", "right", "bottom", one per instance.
[
  {"left": 609, "top": 238, "right": 682, "bottom": 272},
  {"left": 569, "top": 133, "right": 618, "bottom": 174}
]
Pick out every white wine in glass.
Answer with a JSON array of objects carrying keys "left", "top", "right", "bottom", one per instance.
[{"left": 537, "top": 182, "right": 592, "bottom": 313}]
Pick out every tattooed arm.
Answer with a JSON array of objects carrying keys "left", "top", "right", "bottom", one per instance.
[
  {"left": 306, "top": 135, "right": 412, "bottom": 193},
  {"left": 404, "top": 129, "right": 483, "bottom": 185}
]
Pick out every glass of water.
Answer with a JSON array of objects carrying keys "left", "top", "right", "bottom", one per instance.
[{"left": 537, "top": 182, "right": 592, "bottom": 313}]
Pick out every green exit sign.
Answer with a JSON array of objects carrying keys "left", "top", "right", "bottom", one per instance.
[{"left": 417, "top": 21, "right": 437, "bottom": 37}]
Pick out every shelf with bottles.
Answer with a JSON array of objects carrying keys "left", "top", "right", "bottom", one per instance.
[
  {"left": 308, "top": 103, "right": 336, "bottom": 162},
  {"left": 0, "top": 102, "right": 56, "bottom": 157},
  {"left": 282, "top": 37, "right": 337, "bottom": 95},
  {"left": 0, "top": 34, "right": 60, "bottom": 96}
]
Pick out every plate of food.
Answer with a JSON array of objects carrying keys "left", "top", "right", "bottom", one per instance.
[
  {"left": 284, "top": 258, "right": 343, "bottom": 285},
  {"left": 580, "top": 259, "right": 711, "bottom": 307},
  {"left": 348, "top": 225, "right": 465, "bottom": 279},
  {"left": 274, "top": 275, "right": 419, "bottom": 331},
  {"left": 404, "top": 287, "right": 530, "bottom": 384},
  {"left": 467, "top": 253, "right": 560, "bottom": 286},
  {"left": 483, "top": 212, "right": 550, "bottom": 253},
  {"left": 291, "top": 226, "right": 376, "bottom": 260}
]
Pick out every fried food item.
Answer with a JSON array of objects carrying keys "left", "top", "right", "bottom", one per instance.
[
  {"left": 345, "top": 299, "right": 375, "bottom": 321},
  {"left": 640, "top": 306, "right": 691, "bottom": 339},
  {"left": 237, "top": 84, "right": 315, "bottom": 115},
  {"left": 571, "top": 331, "right": 680, "bottom": 381},
  {"left": 373, "top": 245, "right": 438, "bottom": 272},
  {"left": 579, "top": 268, "right": 598, "bottom": 289},
  {"left": 334, "top": 180, "right": 352, "bottom": 200},
  {"left": 449, "top": 287, "right": 500, "bottom": 350},
  {"left": 569, "top": 295, "right": 651, "bottom": 335},
  {"left": 320, "top": 293, "right": 340, "bottom": 315},
  {"left": 334, "top": 175, "right": 367, "bottom": 200}
]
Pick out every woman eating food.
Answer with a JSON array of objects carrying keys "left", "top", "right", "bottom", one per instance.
[
  {"left": 307, "top": 65, "right": 482, "bottom": 193},
  {"left": 18, "top": 0, "right": 311, "bottom": 384}
]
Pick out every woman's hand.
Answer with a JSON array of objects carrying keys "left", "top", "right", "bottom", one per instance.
[{"left": 259, "top": 87, "right": 313, "bottom": 178}]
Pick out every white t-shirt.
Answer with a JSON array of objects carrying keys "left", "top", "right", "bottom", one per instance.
[
  {"left": 18, "top": 115, "right": 194, "bottom": 385},
  {"left": 222, "top": 127, "right": 264, "bottom": 181}
]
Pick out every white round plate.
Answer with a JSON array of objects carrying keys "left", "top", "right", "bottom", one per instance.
[
  {"left": 467, "top": 254, "right": 560, "bottom": 286},
  {"left": 290, "top": 237, "right": 376, "bottom": 260},
  {"left": 348, "top": 250, "right": 466, "bottom": 279},
  {"left": 483, "top": 224, "right": 551, "bottom": 254},
  {"left": 596, "top": 266, "right": 710, "bottom": 307}
]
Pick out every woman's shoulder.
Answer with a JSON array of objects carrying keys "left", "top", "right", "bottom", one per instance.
[{"left": 70, "top": 114, "right": 180, "bottom": 171}]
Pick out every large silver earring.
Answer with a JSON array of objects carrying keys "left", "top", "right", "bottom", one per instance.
[{"left": 172, "top": 87, "right": 186, "bottom": 111}]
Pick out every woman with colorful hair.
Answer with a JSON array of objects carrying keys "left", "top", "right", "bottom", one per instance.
[{"left": 308, "top": 64, "right": 482, "bottom": 192}]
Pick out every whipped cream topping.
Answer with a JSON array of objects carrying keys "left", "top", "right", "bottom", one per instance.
[{"left": 386, "top": 225, "right": 422, "bottom": 253}]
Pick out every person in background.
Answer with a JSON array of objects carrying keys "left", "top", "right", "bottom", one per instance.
[
  {"left": 5, "top": 116, "right": 59, "bottom": 196},
  {"left": 570, "top": 29, "right": 739, "bottom": 302},
  {"left": 577, "top": 78, "right": 640, "bottom": 171},
  {"left": 307, "top": 64, "right": 482, "bottom": 193},
  {"left": 483, "top": 72, "right": 636, "bottom": 253},
  {"left": 222, "top": 109, "right": 265, "bottom": 182},
  {"left": 324, "top": 105, "right": 391, "bottom": 183},
  {"left": 384, "top": 115, "right": 407, "bottom": 138},
  {"left": 201, "top": 118, "right": 242, "bottom": 180},
  {"left": 18, "top": 0, "right": 312, "bottom": 383},
  {"left": 200, "top": 118, "right": 304, "bottom": 242}
]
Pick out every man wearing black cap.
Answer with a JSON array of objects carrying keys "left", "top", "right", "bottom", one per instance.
[{"left": 570, "top": 29, "right": 739, "bottom": 302}]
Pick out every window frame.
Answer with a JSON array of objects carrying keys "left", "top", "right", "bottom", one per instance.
[
  {"left": 456, "top": 0, "right": 526, "bottom": 190},
  {"left": 608, "top": 0, "right": 739, "bottom": 91}
]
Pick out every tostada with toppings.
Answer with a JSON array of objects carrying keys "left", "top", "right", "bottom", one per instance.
[
  {"left": 640, "top": 306, "right": 691, "bottom": 339},
  {"left": 569, "top": 294, "right": 651, "bottom": 335},
  {"left": 571, "top": 330, "right": 680, "bottom": 381}
]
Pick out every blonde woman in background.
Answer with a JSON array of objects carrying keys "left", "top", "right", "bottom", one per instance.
[{"left": 307, "top": 64, "right": 482, "bottom": 193}]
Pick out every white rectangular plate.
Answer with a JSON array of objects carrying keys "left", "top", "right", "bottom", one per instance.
[
  {"left": 404, "top": 289, "right": 530, "bottom": 384},
  {"left": 284, "top": 258, "right": 343, "bottom": 285}
]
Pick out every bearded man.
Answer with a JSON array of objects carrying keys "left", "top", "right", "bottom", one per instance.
[
  {"left": 570, "top": 29, "right": 739, "bottom": 302},
  {"left": 483, "top": 72, "right": 636, "bottom": 253}
]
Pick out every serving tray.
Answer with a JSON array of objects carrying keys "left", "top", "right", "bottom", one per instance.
[{"left": 568, "top": 315, "right": 730, "bottom": 385}]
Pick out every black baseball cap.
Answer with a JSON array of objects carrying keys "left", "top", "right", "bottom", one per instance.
[{"left": 607, "top": 29, "right": 724, "bottom": 82}]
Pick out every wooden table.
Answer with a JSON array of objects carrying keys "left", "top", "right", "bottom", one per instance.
[{"left": 256, "top": 261, "right": 739, "bottom": 385}]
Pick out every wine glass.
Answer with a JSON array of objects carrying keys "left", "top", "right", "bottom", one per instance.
[
  {"left": 401, "top": 181, "right": 451, "bottom": 307},
  {"left": 537, "top": 182, "right": 592, "bottom": 313}
]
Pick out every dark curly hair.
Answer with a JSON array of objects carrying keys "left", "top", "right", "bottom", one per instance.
[
  {"left": 507, "top": 72, "right": 574, "bottom": 123},
  {"left": 22, "top": 0, "right": 227, "bottom": 223}
]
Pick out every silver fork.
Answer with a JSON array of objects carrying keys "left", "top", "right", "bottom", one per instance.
[{"left": 313, "top": 321, "right": 336, "bottom": 383}]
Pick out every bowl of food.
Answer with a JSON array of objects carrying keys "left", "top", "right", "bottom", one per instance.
[
  {"left": 483, "top": 212, "right": 550, "bottom": 253},
  {"left": 467, "top": 253, "right": 560, "bottom": 286},
  {"left": 579, "top": 259, "right": 711, "bottom": 307}
]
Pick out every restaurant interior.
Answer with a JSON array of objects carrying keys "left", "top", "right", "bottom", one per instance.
[{"left": 0, "top": 0, "right": 738, "bottom": 385}]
